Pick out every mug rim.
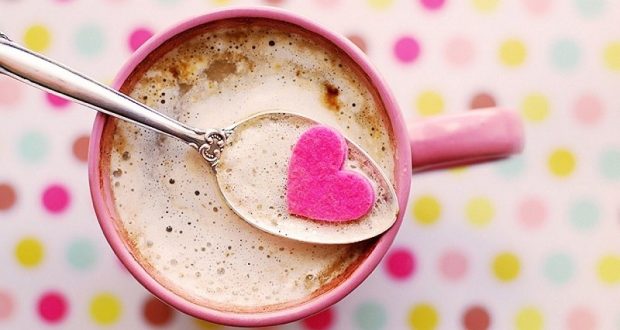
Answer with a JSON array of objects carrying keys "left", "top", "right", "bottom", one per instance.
[{"left": 88, "top": 6, "right": 412, "bottom": 327}]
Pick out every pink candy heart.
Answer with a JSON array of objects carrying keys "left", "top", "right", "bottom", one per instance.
[{"left": 287, "top": 126, "right": 375, "bottom": 222}]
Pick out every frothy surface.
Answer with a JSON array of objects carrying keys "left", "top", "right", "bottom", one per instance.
[
  {"left": 216, "top": 113, "right": 398, "bottom": 244},
  {"left": 102, "top": 18, "right": 396, "bottom": 312}
]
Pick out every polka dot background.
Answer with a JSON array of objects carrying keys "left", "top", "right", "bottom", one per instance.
[{"left": 0, "top": 0, "right": 619, "bottom": 329}]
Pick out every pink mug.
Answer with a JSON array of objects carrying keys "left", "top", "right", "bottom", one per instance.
[{"left": 88, "top": 6, "right": 523, "bottom": 327}]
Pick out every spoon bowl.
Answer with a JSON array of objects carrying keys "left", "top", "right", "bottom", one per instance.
[{"left": 214, "top": 111, "right": 399, "bottom": 244}]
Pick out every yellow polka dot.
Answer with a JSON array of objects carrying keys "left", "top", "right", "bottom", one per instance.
[
  {"left": 499, "top": 39, "right": 527, "bottom": 67},
  {"left": 471, "top": 0, "right": 500, "bottom": 12},
  {"left": 90, "top": 293, "right": 122, "bottom": 325},
  {"left": 23, "top": 25, "right": 51, "bottom": 52},
  {"left": 466, "top": 197, "right": 495, "bottom": 227},
  {"left": 448, "top": 166, "right": 469, "bottom": 175},
  {"left": 548, "top": 148, "right": 576, "bottom": 178},
  {"left": 194, "top": 319, "right": 222, "bottom": 329},
  {"left": 408, "top": 303, "right": 439, "bottom": 330},
  {"left": 604, "top": 42, "right": 620, "bottom": 71},
  {"left": 492, "top": 252, "right": 520, "bottom": 282},
  {"left": 412, "top": 196, "right": 441, "bottom": 225},
  {"left": 521, "top": 93, "right": 550, "bottom": 122},
  {"left": 210, "top": 0, "right": 231, "bottom": 5},
  {"left": 597, "top": 255, "right": 620, "bottom": 284},
  {"left": 416, "top": 91, "right": 444, "bottom": 117},
  {"left": 515, "top": 307, "right": 544, "bottom": 330},
  {"left": 14, "top": 237, "right": 44, "bottom": 268},
  {"left": 368, "top": 0, "right": 394, "bottom": 10}
]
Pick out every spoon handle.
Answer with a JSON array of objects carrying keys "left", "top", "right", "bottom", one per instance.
[{"left": 0, "top": 33, "right": 209, "bottom": 149}]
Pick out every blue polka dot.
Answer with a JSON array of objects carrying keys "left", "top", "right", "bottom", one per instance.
[
  {"left": 569, "top": 199, "right": 600, "bottom": 230},
  {"left": 574, "top": 0, "right": 606, "bottom": 18},
  {"left": 354, "top": 302, "right": 387, "bottom": 330},
  {"left": 18, "top": 131, "right": 49, "bottom": 163},
  {"left": 551, "top": 39, "right": 581, "bottom": 71},
  {"left": 74, "top": 24, "right": 105, "bottom": 57},
  {"left": 495, "top": 155, "right": 525, "bottom": 178},
  {"left": 543, "top": 253, "right": 574, "bottom": 284},
  {"left": 600, "top": 148, "right": 620, "bottom": 180},
  {"left": 67, "top": 238, "right": 97, "bottom": 270}
]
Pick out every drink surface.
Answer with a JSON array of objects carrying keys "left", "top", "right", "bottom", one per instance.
[{"left": 102, "top": 18, "right": 396, "bottom": 312}]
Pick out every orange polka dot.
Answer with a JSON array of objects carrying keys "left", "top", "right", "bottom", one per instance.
[
  {"left": 72, "top": 135, "right": 90, "bottom": 162},
  {"left": 0, "top": 183, "right": 17, "bottom": 211}
]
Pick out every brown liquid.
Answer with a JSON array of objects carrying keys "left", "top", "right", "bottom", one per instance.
[{"left": 99, "top": 18, "right": 395, "bottom": 313}]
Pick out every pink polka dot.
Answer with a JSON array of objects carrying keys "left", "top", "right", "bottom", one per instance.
[
  {"left": 0, "top": 291, "right": 14, "bottom": 320},
  {"left": 42, "top": 184, "right": 70, "bottom": 214},
  {"left": 573, "top": 93, "right": 603, "bottom": 126},
  {"left": 420, "top": 0, "right": 445, "bottom": 10},
  {"left": 517, "top": 196, "right": 547, "bottom": 230},
  {"left": 394, "top": 36, "right": 421, "bottom": 63},
  {"left": 567, "top": 306, "right": 597, "bottom": 330},
  {"left": 445, "top": 37, "right": 474, "bottom": 67},
  {"left": 521, "top": 0, "right": 552, "bottom": 15},
  {"left": 37, "top": 291, "right": 68, "bottom": 324},
  {"left": 385, "top": 247, "right": 416, "bottom": 280},
  {"left": 0, "top": 77, "right": 23, "bottom": 107},
  {"left": 45, "top": 92, "right": 71, "bottom": 109},
  {"left": 438, "top": 249, "right": 468, "bottom": 280},
  {"left": 302, "top": 307, "right": 334, "bottom": 330},
  {"left": 128, "top": 27, "right": 153, "bottom": 52}
]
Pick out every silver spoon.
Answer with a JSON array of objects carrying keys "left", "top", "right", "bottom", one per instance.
[{"left": 0, "top": 33, "right": 399, "bottom": 244}]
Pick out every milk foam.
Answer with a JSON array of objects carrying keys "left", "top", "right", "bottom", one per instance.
[{"left": 105, "top": 19, "right": 396, "bottom": 311}]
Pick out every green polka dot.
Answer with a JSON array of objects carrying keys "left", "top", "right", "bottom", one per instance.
[
  {"left": 569, "top": 199, "right": 600, "bottom": 230},
  {"left": 67, "top": 239, "right": 97, "bottom": 270},
  {"left": 543, "top": 253, "right": 574, "bottom": 284},
  {"left": 600, "top": 149, "right": 620, "bottom": 180},
  {"left": 496, "top": 155, "right": 525, "bottom": 178},
  {"left": 551, "top": 39, "right": 581, "bottom": 71},
  {"left": 18, "top": 131, "right": 48, "bottom": 163},
  {"left": 574, "top": 0, "right": 606, "bottom": 18},
  {"left": 354, "top": 302, "right": 386, "bottom": 330},
  {"left": 75, "top": 25, "right": 105, "bottom": 56}
]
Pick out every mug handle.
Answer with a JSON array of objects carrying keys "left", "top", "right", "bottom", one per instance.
[{"left": 409, "top": 108, "right": 524, "bottom": 173}]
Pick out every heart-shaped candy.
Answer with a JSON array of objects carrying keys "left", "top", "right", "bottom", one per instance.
[{"left": 287, "top": 126, "right": 375, "bottom": 222}]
